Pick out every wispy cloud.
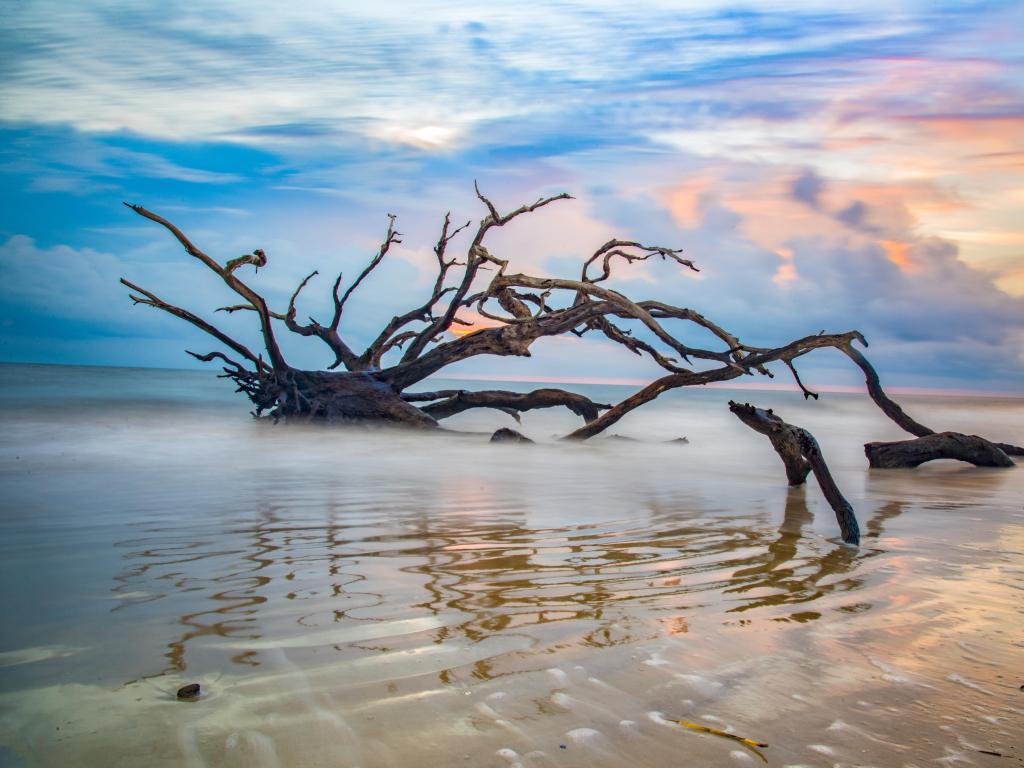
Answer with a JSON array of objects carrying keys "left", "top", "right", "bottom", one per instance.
[{"left": 1, "top": 1, "right": 1022, "bottom": 389}]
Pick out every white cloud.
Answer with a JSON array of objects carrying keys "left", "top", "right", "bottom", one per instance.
[{"left": 0, "top": 0, "right": 947, "bottom": 149}]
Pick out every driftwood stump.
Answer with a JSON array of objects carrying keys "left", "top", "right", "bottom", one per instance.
[{"left": 729, "top": 401, "right": 860, "bottom": 545}]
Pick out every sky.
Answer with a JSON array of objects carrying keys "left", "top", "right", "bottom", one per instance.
[{"left": 1, "top": 0, "right": 1023, "bottom": 392}]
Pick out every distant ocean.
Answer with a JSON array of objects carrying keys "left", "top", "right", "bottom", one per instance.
[{"left": 1, "top": 362, "right": 1021, "bottom": 766}]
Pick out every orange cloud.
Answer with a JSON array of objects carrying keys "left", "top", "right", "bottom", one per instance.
[
  {"left": 665, "top": 176, "right": 716, "bottom": 228},
  {"left": 880, "top": 240, "right": 919, "bottom": 273},
  {"left": 772, "top": 247, "right": 798, "bottom": 286},
  {"left": 907, "top": 115, "right": 1024, "bottom": 156}
]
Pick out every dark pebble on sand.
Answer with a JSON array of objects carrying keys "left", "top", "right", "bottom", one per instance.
[{"left": 177, "top": 683, "right": 201, "bottom": 700}]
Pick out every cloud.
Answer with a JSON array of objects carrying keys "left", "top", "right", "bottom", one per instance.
[
  {"left": 0, "top": 235, "right": 133, "bottom": 326},
  {"left": 791, "top": 169, "right": 824, "bottom": 209},
  {"left": 1, "top": 1, "right": 1022, "bottom": 390},
  {"left": 1, "top": 1, "right": 1002, "bottom": 153}
]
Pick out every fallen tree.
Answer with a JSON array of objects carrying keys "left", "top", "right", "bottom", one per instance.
[{"left": 120, "top": 186, "right": 1021, "bottom": 460}]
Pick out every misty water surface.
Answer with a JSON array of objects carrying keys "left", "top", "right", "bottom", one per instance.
[{"left": 0, "top": 364, "right": 1021, "bottom": 767}]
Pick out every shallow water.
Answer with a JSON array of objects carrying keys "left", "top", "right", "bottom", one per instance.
[{"left": 0, "top": 363, "right": 1022, "bottom": 767}]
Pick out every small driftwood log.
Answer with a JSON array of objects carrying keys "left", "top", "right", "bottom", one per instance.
[
  {"left": 729, "top": 401, "right": 860, "bottom": 545},
  {"left": 865, "top": 432, "right": 1015, "bottom": 469},
  {"left": 403, "top": 388, "right": 611, "bottom": 423}
]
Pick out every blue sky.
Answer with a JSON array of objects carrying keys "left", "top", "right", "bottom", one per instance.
[{"left": 1, "top": 1, "right": 1023, "bottom": 391}]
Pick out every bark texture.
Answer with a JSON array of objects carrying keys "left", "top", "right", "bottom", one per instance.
[{"left": 729, "top": 402, "right": 811, "bottom": 486}]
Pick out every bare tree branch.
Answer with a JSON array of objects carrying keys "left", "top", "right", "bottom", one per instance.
[
  {"left": 784, "top": 358, "right": 819, "bottom": 400},
  {"left": 404, "top": 388, "right": 611, "bottom": 423},
  {"left": 562, "top": 331, "right": 864, "bottom": 440},
  {"left": 120, "top": 278, "right": 268, "bottom": 370},
  {"left": 839, "top": 338, "right": 933, "bottom": 437},
  {"left": 186, "top": 349, "right": 248, "bottom": 375},
  {"left": 334, "top": 214, "right": 401, "bottom": 327},
  {"left": 125, "top": 203, "right": 288, "bottom": 370},
  {"left": 398, "top": 187, "right": 573, "bottom": 362},
  {"left": 865, "top": 433, "right": 1015, "bottom": 468},
  {"left": 581, "top": 239, "right": 698, "bottom": 286},
  {"left": 729, "top": 401, "right": 811, "bottom": 486}
]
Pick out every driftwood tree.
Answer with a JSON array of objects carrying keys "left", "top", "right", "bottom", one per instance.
[
  {"left": 120, "top": 187, "right": 899, "bottom": 434},
  {"left": 121, "top": 186, "right": 1019, "bottom": 545}
]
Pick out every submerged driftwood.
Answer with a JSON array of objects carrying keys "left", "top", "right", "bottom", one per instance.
[
  {"left": 729, "top": 402, "right": 860, "bottom": 545},
  {"left": 839, "top": 346, "right": 1022, "bottom": 465},
  {"left": 865, "top": 432, "right": 1015, "bottom": 469}
]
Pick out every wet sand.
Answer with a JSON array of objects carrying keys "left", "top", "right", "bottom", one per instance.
[{"left": 0, "top": 364, "right": 1022, "bottom": 766}]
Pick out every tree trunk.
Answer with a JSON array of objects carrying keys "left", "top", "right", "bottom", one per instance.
[{"left": 271, "top": 370, "right": 438, "bottom": 427}]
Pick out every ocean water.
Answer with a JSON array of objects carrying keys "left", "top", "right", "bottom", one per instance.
[{"left": 0, "top": 363, "right": 1021, "bottom": 767}]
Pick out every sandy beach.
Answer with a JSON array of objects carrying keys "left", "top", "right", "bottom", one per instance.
[{"left": 0, "top": 363, "right": 1021, "bottom": 766}]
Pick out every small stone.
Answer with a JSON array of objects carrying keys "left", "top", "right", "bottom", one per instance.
[
  {"left": 177, "top": 683, "right": 201, "bottom": 700},
  {"left": 490, "top": 428, "right": 533, "bottom": 443}
]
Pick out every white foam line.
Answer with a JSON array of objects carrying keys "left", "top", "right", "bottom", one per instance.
[
  {"left": 213, "top": 616, "right": 449, "bottom": 650},
  {"left": 946, "top": 673, "right": 995, "bottom": 696}
]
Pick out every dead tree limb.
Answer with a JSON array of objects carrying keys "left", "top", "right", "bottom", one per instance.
[
  {"left": 865, "top": 433, "right": 1015, "bottom": 468},
  {"left": 729, "top": 402, "right": 859, "bottom": 545},
  {"left": 839, "top": 340, "right": 933, "bottom": 437},
  {"left": 120, "top": 278, "right": 268, "bottom": 371},
  {"left": 561, "top": 331, "right": 863, "bottom": 441},
  {"left": 838, "top": 340, "right": 1023, "bottom": 459},
  {"left": 404, "top": 388, "right": 611, "bottom": 423},
  {"left": 728, "top": 402, "right": 811, "bottom": 486},
  {"left": 123, "top": 203, "right": 288, "bottom": 371}
]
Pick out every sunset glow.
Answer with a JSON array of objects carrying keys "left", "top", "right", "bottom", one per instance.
[{"left": 0, "top": 1, "right": 1021, "bottom": 392}]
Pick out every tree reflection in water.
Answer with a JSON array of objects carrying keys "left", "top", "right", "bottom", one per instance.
[{"left": 111, "top": 494, "right": 903, "bottom": 680}]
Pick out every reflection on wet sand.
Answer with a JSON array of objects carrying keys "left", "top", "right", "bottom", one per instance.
[
  {"left": 69, "top": 487, "right": 1016, "bottom": 768},
  {"left": 2, "top": 366, "right": 1023, "bottom": 766},
  {"left": 723, "top": 491, "right": 896, "bottom": 617},
  {"left": 112, "top": 490, "right": 905, "bottom": 681}
]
